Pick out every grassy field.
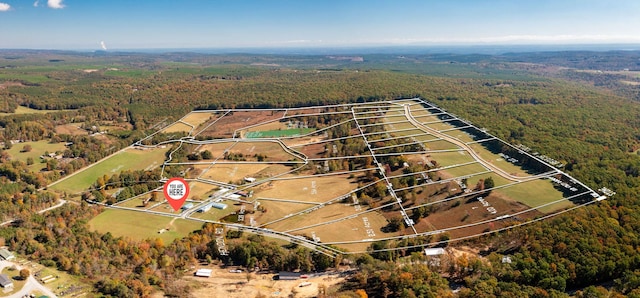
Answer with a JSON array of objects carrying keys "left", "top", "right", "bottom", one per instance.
[
  {"left": 0, "top": 105, "right": 67, "bottom": 116},
  {"left": 0, "top": 73, "right": 51, "bottom": 83},
  {"left": 469, "top": 143, "right": 530, "bottom": 177},
  {"left": 49, "top": 147, "right": 168, "bottom": 194},
  {"left": 245, "top": 128, "right": 315, "bottom": 138},
  {"left": 254, "top": 175, "right": 356, "bottom": 204},
  {"left": 181, "top": 112, "right": 216, "bottom": 127},
  {"left": 199, "top": 164, "right": 270, "bottom": 183},
  {"left": 161, "top": 122, "right": 193, "bottom": 133},
  {"left": 429, "top": 151, "right": 477, "bottom": 167},
  {"left": 497, "top": 179, "right": 572, "bottom": 213},
  {"left": 88, "top": 209, "right": 203, "bottom": 243}
]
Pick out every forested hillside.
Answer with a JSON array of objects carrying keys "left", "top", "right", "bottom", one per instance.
[{"left": 1, "top": 50, "right": 640, "bottom": 297}]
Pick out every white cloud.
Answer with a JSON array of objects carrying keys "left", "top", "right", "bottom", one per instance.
[
  {"left": 47, "top": 0, "right": 65, "bottom": 9},
  {"left": 100, "top": 41, "right": 107, "bottom": 50},
  {"left": 34, "top": 0, "right": 39, "bottom": 7},
  {"left": 0, "top": 2, "right": 11, "bottom": 11}
]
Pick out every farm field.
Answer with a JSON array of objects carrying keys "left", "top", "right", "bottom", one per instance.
[
  {"left": 88, "top": 209, "right": 203, "bottom": 243},
  {"left": 49, "top": 147, "right": 167, "bottom": 194}
]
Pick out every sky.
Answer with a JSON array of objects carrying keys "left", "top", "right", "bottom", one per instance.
[{"left": 1, "top": 0, "right": 640, "bottom": 50}]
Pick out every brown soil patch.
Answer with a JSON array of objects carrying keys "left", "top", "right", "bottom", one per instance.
[
  {"left": 0, "top": 81, "right": 25, "bottom": 89},
  {"left": 55, "top": 124, "right": 87, "bottom": 135},
  {"left": 187, "top": 266, "right": 347, "bottom": 298},
  {"left": 198, "top": 110, "right": 286, "bottom": 138}
]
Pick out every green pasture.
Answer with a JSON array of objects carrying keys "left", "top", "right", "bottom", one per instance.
[
  {"left": 0, "top": 73, "right": 51, "bottom": 83},
  {"left": 49, "top": 148, "right": 168, "bottom": 194},
  {"left": 245, "top": 128, "right": 315, "bottom": 138},
  {"left": 497, "top": 179, "right": 572, "bottom": 213}
]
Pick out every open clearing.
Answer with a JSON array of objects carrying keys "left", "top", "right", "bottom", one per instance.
[
  {"left": 50, "top": 147, "right": 168, "bottom": 194},
  {"left": 187, "top": 266, "right": 347, "bottom": 298},
  {"left": 89, "top": 209, "right": 203, "bottom": 243},
  {"left": 6, "top": 140, "right": 67, "bottom": 166}
]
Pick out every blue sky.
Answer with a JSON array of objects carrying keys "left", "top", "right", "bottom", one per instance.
[{"left": 1, "top": 0, "right": 639, "bottom": 50}]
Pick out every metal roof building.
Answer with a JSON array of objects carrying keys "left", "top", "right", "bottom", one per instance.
[
  {"left": 0, "top": 274, "right": 13, "bottom": 289},
  {"left": 0, "top": 248, "right": 14, "bottom": 261}
]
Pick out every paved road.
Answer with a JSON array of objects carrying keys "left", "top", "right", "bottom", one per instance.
[
  {"left": 0, "top": 260, "right": 58, "bottom": 298},
  {"left": 403, "top": 104, "right": 526, "bottom": 183}
]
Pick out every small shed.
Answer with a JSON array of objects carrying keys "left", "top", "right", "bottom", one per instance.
[
  {"left": 0, "top": 274, "right": 13, "bottom": 289},
  {"left": 195, "top": 269, "right": 213, "bottom": 277},
  {"left": 0, "top": 248, "right": 14, "bottom": 261},
  {"left": 424, "top": 248, "right": 445, "bottom": 256}
]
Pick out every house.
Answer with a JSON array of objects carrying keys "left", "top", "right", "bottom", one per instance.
[
  {"left": 0, "top": 248, "right": 14, "bottom": 261},
  {"left": 244, "top": 177, "right": 256, "bottom": 183},
  {"left": 277, "top": 271, "right": 301, "bottom": 280},
  {"left": 0, "top": 274, "right": 13, "bottom": 289},
  {"left": 181, "top": 202, "right": 194, "bottom": 210},
  {"left": 194, "top": 269, "right": 213, "bottom": 277}
]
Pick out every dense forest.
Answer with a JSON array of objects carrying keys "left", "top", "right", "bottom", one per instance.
[{"left": 2, "top": 50, "right": 640, "bottom": 297}]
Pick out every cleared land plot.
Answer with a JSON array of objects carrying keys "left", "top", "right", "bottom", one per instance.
[
  {"left": 412, "top": 114, "right": 444, "bottom": 124},
  {"left": 290, "top": 141, "right": 327, "bottom": 159},
  {"left": 282, "top": 135, "right": 327, "bottom": 148},
  {"left": 468, "top": 143, "right": 531, "bottom": 177},
  {"left": 89, "top": 209, "right": 203, "bottom": 243},
  {"left": 428, "top": 151, "right": 477, "bottom": 167},
  {"left": 253, "top": 175, "right": 356, "bottom": 204},
  {"left": 293, "top": 212, "right": 398, "bottom": 246},
  {"left": 181, "top": 112, "right": 217, "bottom": 127},
  {"left": 245, "top": 128, "right": 315, "bottom": 138},
  {"left": 266, "top": 203, "right": 364, "bottom": 232},
  {"left": 50, "top": 147, "right": 168, "bottom": 194},
  {"left": 383, "top": 120, "right": 418, "bottom": 131},
  {"left": 232, "top": 141, "right": 299, "bottom": 161},
  {"left": 422, "top": 139, "right": 461, "bottom": 151},
  {"left": 496, "top": 179, "right": 572, "bottom": 213},
  {"left": 199, "top": 164, "right": 271, "bottom": 183},
  {"left": 243, "top": 119, "right": 287, "bottom": 132},
  {"left": 187, "top": 181, "right": 217, "bottom": 200},
  {"left": 442, "top": 130, "right": 477, "bottom": 143},
  {"left": 254, "top": 200, "right": 313, "bottom": 226},
  {"left": 198, "top": 110, "right": 286, "bottom": 138},
  {"left": 197, "top": 141, "right": 238, "bottom": 159},
  {"left": 115, "top": 196, "right": 156, "bottom": 209},
  {"left": 161, "top": 122, "right": 193, "bottom": 133},
  {"left": 55, "top": 123, "right": 87, "bottom": 135},
  {"left": 435, "top": 162, "right": 491, "bottom": 180}
]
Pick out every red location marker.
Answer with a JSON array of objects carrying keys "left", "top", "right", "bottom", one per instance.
[{"left": 163, "top": 177, "right": 190, "bottom": 211}]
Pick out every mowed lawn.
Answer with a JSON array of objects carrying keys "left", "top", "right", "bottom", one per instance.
[
  {"left": 89, "top": 209, "right": 203, "bottom": 243},
  {"left": 50, "top": 147, "right": 168, "bottom": 194}
]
